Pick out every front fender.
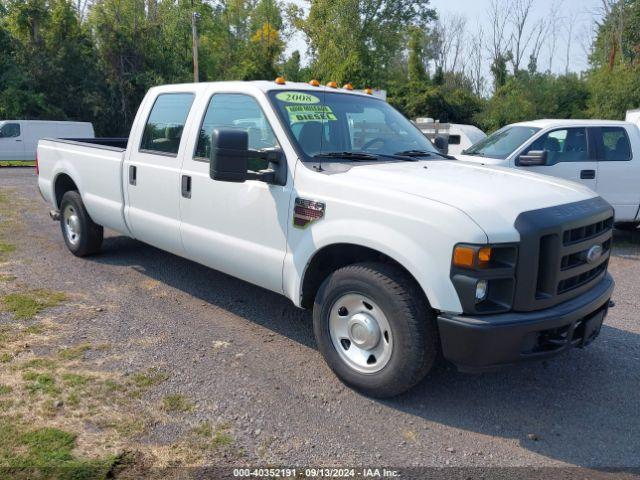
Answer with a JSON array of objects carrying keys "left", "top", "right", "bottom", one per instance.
[{"left": 283, "top": 208, "right": 487, "bottom": 313}]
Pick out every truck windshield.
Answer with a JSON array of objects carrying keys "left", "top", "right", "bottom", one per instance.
[
  {"left": 268, "top": 90, "right": 442, "bottom": 161},
  {"left": 463, "top": 126, "right": 541, "bottom": 159}
]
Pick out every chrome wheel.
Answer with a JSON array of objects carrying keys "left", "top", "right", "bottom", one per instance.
[
  {"left": 329, "top": 293, "right": 393, "bottom": 374},
  {"left": 62, "top": 204, "right": 81, "bottom": 247}
]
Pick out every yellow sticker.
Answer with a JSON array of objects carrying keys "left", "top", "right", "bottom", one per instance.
[
  {"left": 276, "top": 92, "right": 320, "bottom": 104},
  {"left": 286, "top": 105, "right": 337, "bottom": 123}
]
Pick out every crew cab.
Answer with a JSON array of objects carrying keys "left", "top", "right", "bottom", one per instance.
[
  {"left": 37, "top": 81, "right": 615, "bottom": 397},
  {"left": 457, "top": 120, "right": 640, "bottom": 228}
]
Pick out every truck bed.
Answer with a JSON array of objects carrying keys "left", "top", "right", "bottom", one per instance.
[{"left": 37, "top": 137, "right": 131, "bottom": 236}]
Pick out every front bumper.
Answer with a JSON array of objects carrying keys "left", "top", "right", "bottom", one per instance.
[{"left": 437, "top": 273, "right": 614, "bottom": 372}]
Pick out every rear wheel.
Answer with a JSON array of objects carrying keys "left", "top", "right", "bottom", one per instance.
[
  {"left": 59, "top": 191, "right": 103, "bottom": 257},
  {"left": 313, "top": 262, "right": 438, "bottom": 398}
]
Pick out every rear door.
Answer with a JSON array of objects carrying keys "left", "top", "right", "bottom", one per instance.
[
  {"left": 515, "top": 127, "right": 598, "bottom": 191},
  {"left": 0, "top": 122, "right": 25, "bottom": 160},
  {"left": 592, "top": 126, "right": 640, "bottom": 221},
  {"left": 124, "top": 92, "right": 196, "bottom": 256}
]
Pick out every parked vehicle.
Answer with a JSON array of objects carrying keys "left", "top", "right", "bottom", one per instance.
[
  {"left": 37, "top": 82, "right": 615, "bottom": 397},
  {"left": 457, "top": 120, "right": 640, "bottom": 226},
  {"left": 447, "top": 124, "right": 487, "bottom": 156},
  {"left": 626, "top": 109, "right": 640, "bottom": 128},
  {"left": 0, "top": 120, "right": 94, "bottom": 162},
  {"left": 414, "top": 118, "right": 486, "bottom": 156}
]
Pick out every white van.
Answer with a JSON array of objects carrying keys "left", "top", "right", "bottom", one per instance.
[
  {"left": 0, "top": 120, "right": 94, "bottom": 161},
  {"left": 447, "top": 124, "right": 487, "bottom": 156}
]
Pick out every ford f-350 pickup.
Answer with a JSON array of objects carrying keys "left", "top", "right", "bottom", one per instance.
[{"left": 37, "top": 80, "right": 615, "bottom": 397}]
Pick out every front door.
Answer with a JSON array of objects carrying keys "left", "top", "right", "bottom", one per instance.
[
  {"left": 515, "top": 127, "right": 598, "bottom": 192},
  {"left": 124, "top": 92, "right": 195, "bottom": 256},
  {"left": 179, "top": 92, "right": 291, "bottom": 293},
  {"left": 0, "top": 122, "right": 25, "bottom": 160}
]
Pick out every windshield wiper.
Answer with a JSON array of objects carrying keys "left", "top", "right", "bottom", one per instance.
[
  {"left": 395, "top": 150, "right": 456, "bottom": 160},
  {"left": 313, "top": 151, "right": 378, "bottom": 161}
]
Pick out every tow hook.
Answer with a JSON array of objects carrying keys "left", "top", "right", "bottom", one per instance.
[
  {"left": 49, "top": 210, "right": 60, "bottom": 221},
  {"left": 609, "top": 300, "right": 616, "bottom": 308}
]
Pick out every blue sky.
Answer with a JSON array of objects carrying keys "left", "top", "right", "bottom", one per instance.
[{"left": 286, "top": 0, "right": 604, "bottom": 75}]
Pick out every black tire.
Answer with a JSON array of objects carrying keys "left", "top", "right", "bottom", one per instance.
[
  {"left": 313, "top": 262, "right": 438, "bottom": 398},
  {"left": 615, "top": 222, "right": 639, "bottom": 232},
  {"left": 59, "top": 190, "right": 103, "bottom": 257}
]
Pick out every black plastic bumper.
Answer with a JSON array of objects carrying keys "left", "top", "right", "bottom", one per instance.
[{"left": 437, "top": 274, "right": 614, "bottom": 372}]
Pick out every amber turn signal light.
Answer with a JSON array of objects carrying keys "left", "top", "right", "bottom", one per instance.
[
  {"left": 343, "top": 83, "right": 354, "bottom": 90},
  {"left": 453, "top": 245, "right": 493, "bottom": 269},
  {"left": 453, "top": 246, "right": 476, "bottom": 269},
  {"left": 275, "top": 77, "right": 286, "bottom": 85},
  {"left": 309, "top": 79, "right": 320, "bottom": 87}
]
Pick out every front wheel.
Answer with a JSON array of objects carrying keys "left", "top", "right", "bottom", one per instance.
[
  {"left": 313, "top": 262, "right": 439, "bottom": 398},
  {"left": 59, "top": 191, "right": 103, "bottom": 257}
]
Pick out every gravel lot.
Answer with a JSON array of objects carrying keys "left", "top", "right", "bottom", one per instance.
[{"left": 1, "top": 167, "right": 639, "bottom": 475}]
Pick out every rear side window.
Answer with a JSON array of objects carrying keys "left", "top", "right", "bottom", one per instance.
[
  {"left": 600, "top": 127, "right": 631, "bottom": 161},
  {"left": 0, "top": 123, "right": 20, "bottom": 138},
  {"left": 140, "top": 93, "right": 195, "bottom": 155},
  {"left": 194, "top": 94, "right": 278, "bottom": 171},
  {"left": 526, "top": 128, "right": 589, "bottom": 163}
]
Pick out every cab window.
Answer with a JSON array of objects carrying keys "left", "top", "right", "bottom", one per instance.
[
  {"left": 526, "top": 128, "right": 589, "bottom": 163},
  {"left": 0, "top": 123, "right": 21, "bottom": 138},
  {"left": 600, "top": 127, "right": 631, "bottom": 161},
  {"left": 194, "top": 94, "right": 278, "bottom": 172},
  {"left": 140, "top": 93, "right": 195, "bottom": 155}
]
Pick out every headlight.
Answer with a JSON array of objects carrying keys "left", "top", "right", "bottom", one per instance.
[{"left": 450, "top": 244, "right": 518, "bottom": 314}]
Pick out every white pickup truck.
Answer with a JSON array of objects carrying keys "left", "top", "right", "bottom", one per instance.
[
  {"left": 37, "top": 81, "right": 615, "bottom": 397},
  {"left": 457, "top": 120, "right": 640, "bottom": 228}
]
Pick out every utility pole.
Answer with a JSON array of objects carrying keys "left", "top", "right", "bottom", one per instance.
[{"left": 192, "top": 11, "right": 199, "bottom": 83}]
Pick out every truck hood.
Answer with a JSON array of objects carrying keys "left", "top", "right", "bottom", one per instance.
[
  {"left": 454, "top": 154, "right": 508, "bottom": 166},
  {"left": 344, "top": 160, "right": 597, "bottom": 242}
]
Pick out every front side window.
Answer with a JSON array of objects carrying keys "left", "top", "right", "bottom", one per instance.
[
  {"left": 464, "top": 126, "right": 540, "bottom": 160},
  {"left": 0, "top": 123, "right": 21, "bottom": 138},
  {"left": 195, "top": 94, "right": 278, "bottom": 172},
  {"left": 600, "top": 127, "right": 631, "bottom": 161},
  {"left": 140, "top": 93, "right": 195, "bottom": 155},
  {"left": 268, "top": 90, "right": 440, "bottom": 160},
  {"left": 525, "top": 128, "right": 589, "bottom": 163}
]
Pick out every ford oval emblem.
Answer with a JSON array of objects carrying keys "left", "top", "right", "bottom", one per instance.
[{"left": 586, "top": 244, "right": 603, "bottom": 264}]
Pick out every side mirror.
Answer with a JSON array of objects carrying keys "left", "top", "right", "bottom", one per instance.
[
  {"left": 434, "top": 136, "right": 448, "bottom": 153},
  {"left": 518, "top": 150, "right": 548, "bottom": 166},
  {"left": 210, "top": 129, "right": 249, "bottom": 183}
]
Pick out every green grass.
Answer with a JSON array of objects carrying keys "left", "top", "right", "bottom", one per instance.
[
  {"left": 0, "top": 241, "right": 16, "bottom": 256},
  {"left": 1, "top": 352, "right": 13, "bottom": 363},
  {"left": 161, "top": 394, "right": 193, "bottom": 413},
  {"left": 22, "top": 358, "right": 58, "bottom": 370},
  {"left": 0, "top": 419, "right": 117, "bottom": 479},
  {"left": 0, "top": 385, "right": 13, "bottom": 395},
  {"left": 58, "top": 343, "right": 91, "bottom": 361},
  {"left": 2, "top": 290, "right": 67, "bottom": 319},
  {"left": 61, "top": 373, "right": 92, "bottom": 387},
  {"left": 22, "top": 371, "right": 60, "bottom": 396},
  {"left": 0, "top": 274, "right": 17, "bottom": 282},
  {"left": 0, "top": 161, "right": 35, "bottom": 167},
  {"left": 193, "top": 422, "right": 234, "bottom": 449},
  {"left": 130, "top": 368, "right": 169, "bottom": 389}
]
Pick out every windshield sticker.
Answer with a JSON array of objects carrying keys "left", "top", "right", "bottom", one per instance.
[
  {"left": 276, "top": 92, "right": 320, "bottom": 104},
  {"left": 286, "top": 105, "right": 337, "bottom": 123}
]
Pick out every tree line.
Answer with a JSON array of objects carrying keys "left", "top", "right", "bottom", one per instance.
[{"left": 0, "top": 0, "right": 639, "bottom": 136}]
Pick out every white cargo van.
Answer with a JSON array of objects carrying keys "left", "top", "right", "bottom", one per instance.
[{"left": 0, "top": 120, "right": 94, "bottom": 161}]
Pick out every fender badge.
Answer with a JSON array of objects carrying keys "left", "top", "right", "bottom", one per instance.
[{"left": 293, "top": 198, "right": 325, "bottom": 229}]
